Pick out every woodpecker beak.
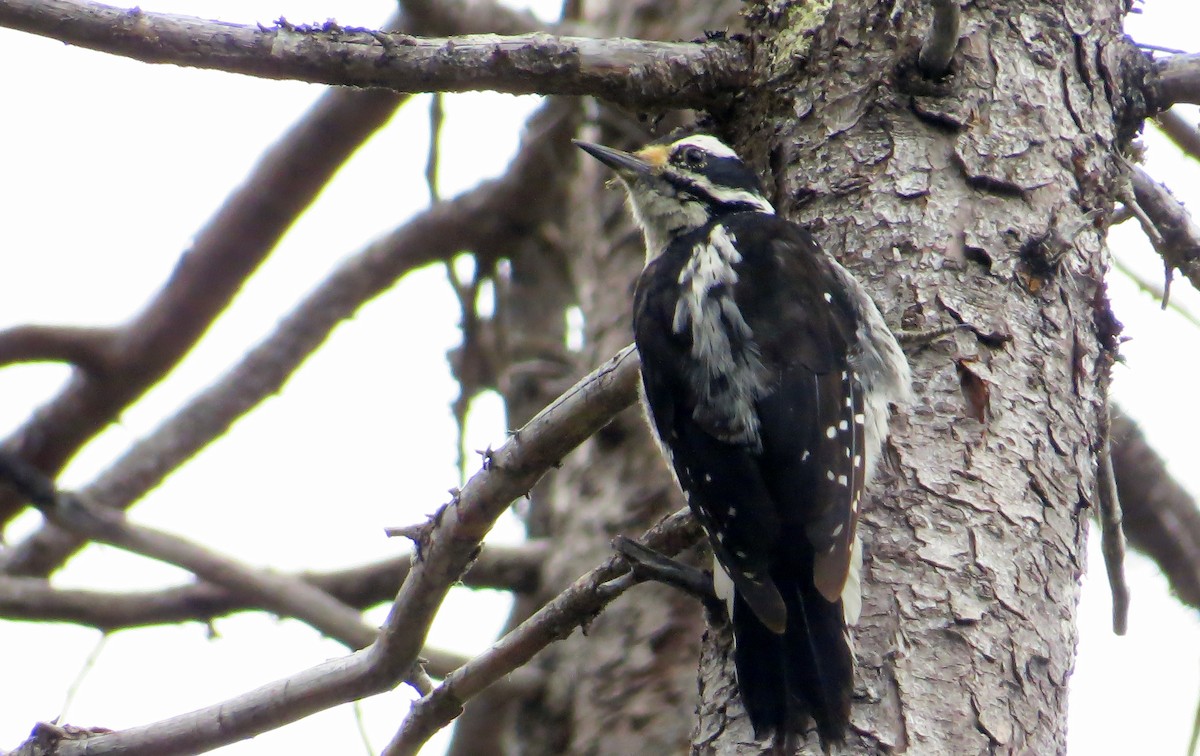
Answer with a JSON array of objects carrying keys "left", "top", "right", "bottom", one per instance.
[{"left": 573, "top": 140, "right": 657, "bottom": 178}]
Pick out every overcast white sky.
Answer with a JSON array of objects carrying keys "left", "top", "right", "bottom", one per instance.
[{"left": 1, "top": 2, "right": 1199, "bottom": 754}]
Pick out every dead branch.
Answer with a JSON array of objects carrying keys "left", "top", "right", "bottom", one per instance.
[
  {"left": 1150, "top": 52, "right": 1200, "bottom": 109},
  {"left": 1111, "top": 404, "right": 1200, "bottom": 611},
  {"left": 0, "top": 0, "right": 748, "bottom": 110},
  {"left": 6, "top": 346, "right": 641, "bottom": 755},
  {"left": 1154, "top": 109, "right": 1200, "bottom": 160},
  {"left": 0, "top": 100, "right": 580, "bottom": 578},
  {"left": 369, "top": 344, "right": 641, "bottom": 680},
  {"left": 0, "top": 325, "right": 118, "bottom": 372},
  {"left": 0, "top": 61, "right": 405, "bottom": 535},
  {"left": 0, "top": 450, "right": 548, "bottom": 705},
  {"left": 383, "top": 508, "right": 702, "bottom": 755},
  {"left": 0, "top": 542, "right": 545, "bottom": 630},
  {"left": 917, "top": 0, "right": 961, "bottom": 79},
  {"left": 0, "top": 0, "right": 537, "bottom": 546},
  {"left": 1096, "top": 403, "right": 1129, "bottom": 635},
  {"left": 0, "top": 451, "right": 387, "bottom": 654},
  {"left": 1127, "top": 165, "right": 1200, "bottom": 295}
]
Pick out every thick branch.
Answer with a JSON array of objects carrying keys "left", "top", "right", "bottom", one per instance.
[
  {"left": 0, "top": 325, "right": 117, "bottom": 372},
  {"left": 1111, "top": 404, "right": 1200, "bottom": 610},
  {"left": 0, "top": 100, "right": 580, "bottom": 578},
  {"left": 0, "top": 542, "right": 545, "bottom": 630},
  {"left": 1151, "top": 52, "right": 1200, "bottom": 109},
  {"left": 384, "top": 509, "right": 703, "bottom": 755},
  {"left": 8, "top": 347, "right": 641, "bottom": 755},
  {"left": 0, "top": 0, "right": 748, "bottom": 110},
  {"left": 916, "top": 0, "right": 960, "bottom": 79}
]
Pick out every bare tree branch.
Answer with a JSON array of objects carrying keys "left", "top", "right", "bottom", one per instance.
[
  {"left": 1127, "top": 165, "right": 1200, "bottom": 295},
  {"left": 1111, "top": 404, "right": 1200, "bottom": 611},
  {"left": 7, "top": 346, "right": 641, "bottom": 755},
  {"left": 0, "top": 0, "right": 748, "bottom": 110},
  {"left": 1154, "top": 108, "right": 1200, "bottom": 161},
  {"left": 0, "top": 453, "right": 543, "bottom": 716},
  {"left": 1096, "top": 402, "right": 1129, "bottom": 635},
  {"left": 0, "top": 48, "right": 406, "bottom": 535},
  {"left": 0, "top": 0, "right": 540, "bottom": 542},
  {"left": 917, "top": 0, "right": 961, "bottom": 79},
  {"left": 0, "top": 542, "right": 545, "bottom": 630},
  {"left": 1151, "top": 52, "right": 1200, "bottom": 109},
  {"left": 383, "top": 508, "right": 703, "bottom": 756},
  {"left": 0, "top": 451, "right": 398, "bottom": 659},
  {"left": 369, "top": 344, "right": 641, "bottom": 683},
  {"left": 0, "top": 100, "right": 580, "bottom": 578},
  {"left": 0, "top": 325, "right": 118, "bottom": 372}
]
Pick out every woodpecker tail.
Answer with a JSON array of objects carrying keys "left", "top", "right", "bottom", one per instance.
[{"left": 731, "top": 562, "right": 854, "bottom": 746}]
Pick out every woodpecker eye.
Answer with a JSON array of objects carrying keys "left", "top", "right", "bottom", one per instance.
[{"left": 679, "top": 146, "right": 707, "bottom": 168}]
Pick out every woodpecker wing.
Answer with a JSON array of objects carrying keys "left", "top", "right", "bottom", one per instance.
[{"left": 727, "top": 215, "right": 867, "bottom": 603}]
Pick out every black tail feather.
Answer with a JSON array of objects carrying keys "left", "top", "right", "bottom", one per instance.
[{"left": 731, "top": 565, "right": 853, "bottom": 746}]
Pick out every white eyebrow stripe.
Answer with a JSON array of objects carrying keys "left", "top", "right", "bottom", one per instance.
[{"left": 671, "top": 134, "right": 739, "bottom": 158}]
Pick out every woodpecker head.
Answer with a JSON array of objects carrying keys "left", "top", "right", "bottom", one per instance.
[{"left": 574, "top": 133, "right": 775, "bottom": 261}]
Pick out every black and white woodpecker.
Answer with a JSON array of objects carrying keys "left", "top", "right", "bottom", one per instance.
[{"left": 575, "top": 133, "right": 912, "bottom": 744}]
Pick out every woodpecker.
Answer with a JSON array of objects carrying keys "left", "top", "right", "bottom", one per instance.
[{"left": 575, "top": 133, "right": 911, "bottom": 744}]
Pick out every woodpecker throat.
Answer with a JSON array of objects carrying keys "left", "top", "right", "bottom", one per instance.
[{"left": 577, "top": 132, "right": 911, "bottom": 746}]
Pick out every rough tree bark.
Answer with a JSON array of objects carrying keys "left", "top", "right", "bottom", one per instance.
[
  {"left": 509, "top": 0, "right": 1140, "bottom": 754},
  {"left": 0, "top": 0, "right": 1185, "bottom": 753}
]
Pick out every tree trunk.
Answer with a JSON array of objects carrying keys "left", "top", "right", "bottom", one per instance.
[{"left": 512, "top": 0, "right": 1140, "bottom": 753}]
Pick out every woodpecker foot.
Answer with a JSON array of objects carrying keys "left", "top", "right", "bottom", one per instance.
[{"left": 611, "top": 536, "right": 722, "bottom": 613}]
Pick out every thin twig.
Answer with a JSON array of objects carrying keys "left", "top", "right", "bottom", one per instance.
[
  {"left": 0, "top": 0, "right": 749, "bottom": 110},
  {"left": 352, "top": 700, "right": 378, "bottom": 756},
  {"left": 382, "top": 508, "right": 702, "bottom": 756},
  {"left": 1095, "top": 403, "right": 1129, "bottom": 636},
  {"left": 426, "top": 94, "right": 444, "bottom": 205},
  {"left": 57, "top": 633, "right": 109, "bottom": 724},
  {"left": 917, "top": 0, "right": 961, "bottom": 79}
]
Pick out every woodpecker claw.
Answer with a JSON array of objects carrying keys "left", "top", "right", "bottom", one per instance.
[{"left": 611, "top": 536, "right": 721, "bottom": 610}]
